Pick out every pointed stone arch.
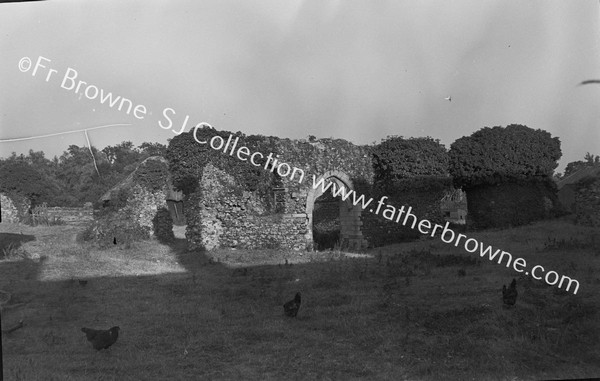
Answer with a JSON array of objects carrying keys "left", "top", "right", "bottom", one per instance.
[{"left": 305, "top": 170, "right": 367, "bottom": 250}]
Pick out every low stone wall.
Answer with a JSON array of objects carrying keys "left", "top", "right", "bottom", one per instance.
[
  {"left": 44, "top": 206, "right": 94, "bottom": 226},
  {"left": 0, "top": 194, "right": 94, "bottom": 226}
]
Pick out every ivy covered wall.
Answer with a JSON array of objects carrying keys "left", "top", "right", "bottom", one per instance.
[
  {"left": 167, "top": 127, "right": 453, "bottom": 251},
  {"left": 169, "top": 128, "right": 375, "bottom": 250},
  {"left": 87, "top": 156, "right": 176, "bottom": 247}
]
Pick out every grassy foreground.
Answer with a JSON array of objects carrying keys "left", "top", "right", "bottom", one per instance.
[{"left": 1, "top": 218, "right": 599, "bottom": 380}]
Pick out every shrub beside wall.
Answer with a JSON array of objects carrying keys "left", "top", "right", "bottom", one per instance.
[
  {"left": 361, "top": 177, "right": 453, "bottom": 247},
  {"left": 575, "top": 178, "right": 600, "bottom": 227},
  {"left": 465, "top": 179, "right": 557, "bottom": 230}
]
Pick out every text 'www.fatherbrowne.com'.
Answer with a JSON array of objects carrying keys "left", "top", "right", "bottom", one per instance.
[{"left": 310, "top": 176, "right": 580, "bottom": 295}]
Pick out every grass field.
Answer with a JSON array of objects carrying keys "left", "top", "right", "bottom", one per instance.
[{"left": 1, "top": 217, "right": 599, "bottom": 380}]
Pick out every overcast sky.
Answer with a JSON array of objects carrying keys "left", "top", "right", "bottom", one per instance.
[{"left": 1, "top": 0, "right": 599, "bottom": 173}]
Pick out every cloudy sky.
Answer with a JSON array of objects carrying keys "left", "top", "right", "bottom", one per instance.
[{"left": 1, "top": 0, "right": 599, "bottom": 173}]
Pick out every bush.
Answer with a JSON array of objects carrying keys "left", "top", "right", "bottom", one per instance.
[
  {"left": 449, "top": 124, "right": 561, "bottom": 188},
  {"left": 372, "top": 136, "right": 449, "bottom": 184},
  {"left": 465, "top": 178, "right": 558, "bottom": 230}
]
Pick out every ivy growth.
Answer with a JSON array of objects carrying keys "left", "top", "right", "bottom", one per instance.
[
  {"left": 133, "top": 157, "right": 170, "bottom": 192},
  {"left": 449, "top": 124, "right": 561, "bottom": 188},
  {"left": 372, "top": 136, "right": 449, "bottom": 185},
  {"left": 166, "top": 126, "right": 279, "bottom": 198}
]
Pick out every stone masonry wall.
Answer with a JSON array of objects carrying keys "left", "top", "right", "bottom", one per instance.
[
  {"left": 1, "top": 193, "right": 22, "bottom": 223},
  {"left": 44, "top": 206, "right": 94, "bottom": 226},
  {"left": 184, "top": 137, "right": 375, "bottom": 251}
]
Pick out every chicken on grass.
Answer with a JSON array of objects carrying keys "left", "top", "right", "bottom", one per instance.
[
  {"left": 81, "top": 326, "right": 120, "bottom": 350},
  {"left": 502, "top": 279, "right": 518, "bottom": 306},
  {"left": 283, "top": 292, "right": 301, "bottom": 317}
]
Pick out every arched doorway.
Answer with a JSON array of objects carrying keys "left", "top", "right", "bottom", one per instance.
[{"left": 305, "top": 170, "right": 367, "bottom": 251}]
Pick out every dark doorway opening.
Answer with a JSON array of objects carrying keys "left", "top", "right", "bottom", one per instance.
[
  {"left": 167, "top": 200, "right": 186, "bottom": 226},
  {"left": 312, "top": 188, "right": 340, "bottom": 250}
]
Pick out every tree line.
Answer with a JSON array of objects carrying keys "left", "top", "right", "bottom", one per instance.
[{"left": 0, "top": 142, "right": 166, "bottom": 208}]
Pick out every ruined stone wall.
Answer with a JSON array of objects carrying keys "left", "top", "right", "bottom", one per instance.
[
  {"left": 273, "top": 138, "right": 374, "bottom": 190},
  {"left": 87, "top": 157, "right": 175, "bottom": 246},
  {"left": 0, "top": 193, "right": 31, "bottom": 224},
  {"left": 185, "top": 163, "right": 309, "bottom": 250},
  {"left": 124, "top": 185, "right": 169, "bottom": 234},
  {"left": 183, "top": 137, "right": 374, "bottom": 251},
  {"left": 171, "top": 129, "right": 453, "bottom": 251}
]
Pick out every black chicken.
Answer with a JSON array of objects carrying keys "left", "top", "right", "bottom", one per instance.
[
  {"left": 283, "top": 292, "right": 301, "bottom": 317},
  {"left": 81, "top": 326, "right": 120, "bottom": 350},
  {"left": 502, "top": 279, "right": 518, "bottom": 306}
]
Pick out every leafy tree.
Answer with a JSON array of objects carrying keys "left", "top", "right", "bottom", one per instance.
[
  {"left": 138, "top": 142, "right": 167, "bottom": 158},
  {"left": 564, "top": 161, "right": 587, "bottom": 178},
  {"left": 0, "top": 151, "right": 69, "bottom": 206},
  {"left": 0, "top": 160, "right": 60, "bottom": 207},
  {"left": 372, "top": 136, "right": 449, "bottom": 184},
  {"left": 23, "top": 149, "right": 58, "bottom": 177},
  {"left": 584, "top": 152, "right": 600, "bottom": 164},
  {"left": 563, "top": 152, "right": 600, "bottom": 178},
  {"left": 56, "top": 145, "right": 116, "bottom": 204},
  {"left": 449, "top": 124, "right": 561, "bottom": 188},
  {"left": 0, "top": 140, "right": 172, "bottom": 207},
  {"left": 102, "top": 141, "right": 141, "bottom": 173}
]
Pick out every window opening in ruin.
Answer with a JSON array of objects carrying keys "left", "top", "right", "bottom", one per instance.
[{"left": 167, "top": 200, "right": 186, "bottom": 226}]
